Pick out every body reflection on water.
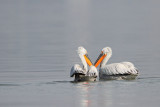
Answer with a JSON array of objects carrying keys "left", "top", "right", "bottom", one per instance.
[
  {"left": 78, "top": 82, "right": 91, "bottom": 107},
  {"left": 74, "top": 81, "right": 113, "bottom": 107}
]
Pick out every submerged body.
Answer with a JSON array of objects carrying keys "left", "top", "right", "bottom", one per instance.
[
  {"left": 70, "top": 47, "right": 98, "bottom": 82},
  {"left": 94, "top": 47, "right": 138, "bottom": 80}
]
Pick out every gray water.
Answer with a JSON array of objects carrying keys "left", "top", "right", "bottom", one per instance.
[{"left": 0, "top": 0, "right": 160, "bottom": 107}]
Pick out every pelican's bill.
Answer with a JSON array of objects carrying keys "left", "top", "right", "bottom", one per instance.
[
  {"left": 84, "top": 54, "right": 93, "bottom": 66},
  {"left": 94, "top": 52, "right": 107, "bottom": 67}
]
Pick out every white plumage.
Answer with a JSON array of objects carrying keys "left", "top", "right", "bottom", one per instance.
[
  {"left": 70, "top": 64, "right": 84, "bottom": 77},
  {"left": 94, "top": 47, "right": 138, "bottom": 80},
  {"left": 70, "top": 47, "right": 98, "bottom": 81},
  {"left": 100, "top": 62, "right": 138, "bottom": 76}
]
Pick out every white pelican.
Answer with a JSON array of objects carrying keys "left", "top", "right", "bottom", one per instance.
[
  {"left": 70, "top": 47, "right": 98, "bottom": 82},
  {"left": 94, "top": 47, "right": 138, "bottom": 80}
]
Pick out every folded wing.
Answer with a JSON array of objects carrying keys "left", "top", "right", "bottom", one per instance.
[
  {"left": 100, "top": 62, "right": 138, "bottom": 76},
  {"left": 70, "top": 64, "right": 85, "bottom": 77}
]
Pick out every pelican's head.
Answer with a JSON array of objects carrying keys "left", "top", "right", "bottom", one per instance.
[
  {"left": 101, "top": 47, "right": 112, "bottom": 55},
  {"left": 94, "top": 47, "right": 112, "bottom": 67},
  {"left": 77, "top": 46, "right": 87, "bottom": 55},
  {"left": 77, "top": 46, "right": 93, "bottom": 66}
]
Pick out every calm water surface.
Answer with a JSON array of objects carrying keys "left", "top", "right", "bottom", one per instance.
[{"left": 0, "top": 0, "right": 160, "bottom": 107}]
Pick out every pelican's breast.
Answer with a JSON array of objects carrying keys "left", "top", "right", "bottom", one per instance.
[{"left": 88, "top": 65, "right": 98, "bottom": 76}]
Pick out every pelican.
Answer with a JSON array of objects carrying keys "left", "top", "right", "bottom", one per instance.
[
  {"left": 70, "top": 47, "right": 98, "bottom": 82},
  {"left": 94, "top": 47, "right": 138, "bottom": 80}
]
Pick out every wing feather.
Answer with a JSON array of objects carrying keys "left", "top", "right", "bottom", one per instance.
[
  {"left": 121, "top": 62, "right": 138, "bottom": 74},
  {"left": 70, "top": 64, "right": 85, "bottom": 77},
  {"left": 101, "top": 62, "right": 138, "bottom": 75}
]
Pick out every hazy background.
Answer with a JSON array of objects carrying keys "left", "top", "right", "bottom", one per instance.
[{"left": 0, "top": 0, "right": 160, "bottom": 107}]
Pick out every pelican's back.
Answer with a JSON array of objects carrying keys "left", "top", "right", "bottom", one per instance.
[
  {"left": 100, "top": 62, "right": 138, "bottom": 76},
  {"left": 70, "top": 64, "right": 85, "bottom": 77}
]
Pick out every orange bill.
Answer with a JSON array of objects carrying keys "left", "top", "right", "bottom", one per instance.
[
  {"left": 94, "top": 53, "right": 107, "bottom": 67},
  {"left": 84, "top": 54, "right": 93, "bottom": 66}
]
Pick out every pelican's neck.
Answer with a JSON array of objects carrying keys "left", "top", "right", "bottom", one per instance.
[
  {"left": 79, "top": 54, "right": 88, "bottom": 71},
  {"left": 100, "top": 53, "right": 112, "bottom": 67}
]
